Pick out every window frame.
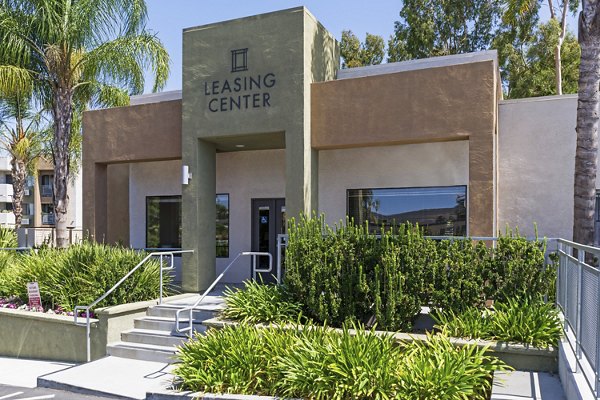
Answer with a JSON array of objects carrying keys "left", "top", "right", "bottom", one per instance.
[{"left": 346, "top": 185, "right": 468, "bottom": 236}]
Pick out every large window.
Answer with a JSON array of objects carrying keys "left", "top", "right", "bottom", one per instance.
[
  {"left": 216, "top": 194, "right": 229, "bottom": 258},
  {"left": 145, "top": 194, "right": 230, "bottom": 254},
  {"left": 347, "top": 186, "right": 467, "bottom": 236},
  {"left": 146, "top": 196, "right": 182, "bottom": 248}
]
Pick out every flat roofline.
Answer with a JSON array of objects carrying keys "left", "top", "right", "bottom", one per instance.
[
  {"left": 129, "top": 90, "right": 182, "bottom": 106},
  {"left": 499, "top": 94, "right": 577, "bottom": 105},
  {"left": 183, "top": 6, "right": 307, "bottom": 33},
  {"left": 337, "top": 50, "right": 498, "bottom": 79}
]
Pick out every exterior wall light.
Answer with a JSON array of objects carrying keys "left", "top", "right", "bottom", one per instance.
[{"left": 182, "top": 165, "right": 193, "bottom": 185}]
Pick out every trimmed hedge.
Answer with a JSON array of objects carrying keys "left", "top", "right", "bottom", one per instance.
[{"left": 284, "top": 215, "right": 556, "bottom": 331}]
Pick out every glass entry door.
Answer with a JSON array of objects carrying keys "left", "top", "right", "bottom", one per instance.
[{"left": 251, "top": 198, "right": 285, "bottom": 283}]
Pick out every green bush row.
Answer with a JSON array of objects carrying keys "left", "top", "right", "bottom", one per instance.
[
  {"left": 434, "top": 297, "right": 562, "bottom": 347},
  {"left": 175, "top": 323, "right": 507, "bottom": 399},
  {"left": 284, "top": 215, "right": 556, "bottom": 331},
  {"left": 0, "top": 242, "right": 171, "bottom": 311}
]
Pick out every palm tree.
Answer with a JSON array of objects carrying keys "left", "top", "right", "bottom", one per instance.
[
  {"left": 0, "top": 94, "right": 42, "bottom": 228},
  {"left": 573, "top": 2, "right": 600, "bottom": 246},
  {"left": 0, "top": 0, "right": 169, "bottom": 247}
]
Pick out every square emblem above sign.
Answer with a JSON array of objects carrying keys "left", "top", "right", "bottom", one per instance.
[{"left": 231, "top": 48, "right": 248, "bottom": 73}]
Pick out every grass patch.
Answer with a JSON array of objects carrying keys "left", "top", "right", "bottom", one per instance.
[
  {"left": 221, "top": 280, "right": 303, "bottom": 324},
  {"left": 433, "top": 297, "right": 561, "bottom": 347},
  {"left": 174, "top": 323, "right": 508, "bottom": 399}
]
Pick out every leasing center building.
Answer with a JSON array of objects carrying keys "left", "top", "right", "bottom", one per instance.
[{"left": 82, "top": 7, "right": 588, "bottom": 292}]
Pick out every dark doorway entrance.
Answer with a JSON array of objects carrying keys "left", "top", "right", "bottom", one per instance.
[{"left": 251, "top": 198, "right": 285, "bottom": 282}]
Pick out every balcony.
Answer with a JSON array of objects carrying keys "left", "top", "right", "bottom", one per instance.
[
  {"left": 42, "top": 213, "right": 55, "bottom": 225},
  {"left": 0, "top": 212, "right": 15, "bottom": 226},
  {"left": 41, "top": 185, "right": 53, "bottom": 198},
  {"left": 0, "top": 184, "right": 13, "bottom": 203}
]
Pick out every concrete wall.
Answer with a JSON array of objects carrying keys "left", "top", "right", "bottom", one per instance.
[
  {"left": 498, "top": 95, "right": 579, "bottom": 239},
  {"left": 129, "top": 160, "right": 183, "bottom": 249},
  {"left": 318, "top": 141, "right": 470, "bottom": 227},
  {"left": 82, "top": 99, "right": 182, "bottom": 245},
  {"left": 216, "top": 149, "right": 286, "bottom": 282},
  {"left": 312, "top": 58, "right": 500, "bottom": 237},
  {"left": 0, "top": 300, "right": 151, "bottom": 363},
  {"left": 181, "top": 7, "right": 339, "bottom": 291}
]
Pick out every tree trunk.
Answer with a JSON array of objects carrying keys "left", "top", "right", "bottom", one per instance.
[
  {"left": 573, "top": 9, "right": 600, "bottom": 245},
  {"left": 52, "top": 87, "right": 73, "bottom": 248},
  {"left": 10, "top": 157, "right": 26, "bottom": 228},
  {"left": 555, "top": 44, "right": 563, "bottom": 95}
]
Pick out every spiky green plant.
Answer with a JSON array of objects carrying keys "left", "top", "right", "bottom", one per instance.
[
  {"left": 174, "top": 323, "right": 508, "bottom": 399},
  {"left": 221, "top": 280, "right": 303, "bottom": 324},
  {"left": 434, "top": 297, "right": 562, "bottom": 347},
  {"left": 0, "top": 242, "right": 171, "bottom": 310},
  {"left": 396, "top": 332, "right": 509, "bottom": 400}
]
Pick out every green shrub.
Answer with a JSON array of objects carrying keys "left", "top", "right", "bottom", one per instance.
[
  {"left": 221, "top": 280, "right": 303, "bottom": 324},
  {"left": 174, "top": 323, "right": 507, "bottom": 399},
  {"left": 434, "top": 297, "right": 562, "bottom": 347},
  {"left": 396, "top": 332, "right": 508, "bottom": 400},
  {"left": 0, "top": 242, "right": 170, "bottom": 310},
  {"left": 0, "top": 226, "right": 17, "bottom": 248},
  {"left": 284, "top": 214, "right": 556, "bottom": 330}
]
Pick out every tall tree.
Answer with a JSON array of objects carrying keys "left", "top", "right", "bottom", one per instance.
[
  {"left": 0, "top": 94, "right": 42, "bottom": 228},
  {"left": 573, "top": 0, "right": 600, "bottom": 245},
  {"left": 388, "top": 0, "right": 501, "bottom": 62},
  {"left": 341, "top": 30, "right": 386, "bottom": 68},
  {"left": 0, "top": 0, "right": 169, "bottom": 247},
  {"left": 498, "top": 20, "right": 580, "bottom": 98}
]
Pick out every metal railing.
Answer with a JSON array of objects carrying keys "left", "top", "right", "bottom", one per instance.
[
  {"left": 175, "top": 251, "right": 272, "bottom": 336},
  {"left": 556, "top": 238, "right": 600, "bottom": 398},
  {"left": 74, "top": 249, "right": 193, "bottom": 362}
]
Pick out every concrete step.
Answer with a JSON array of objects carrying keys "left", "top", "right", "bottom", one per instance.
[
  {"left": 121, "top": 328, "right": 189, "bottom": 347},
  {"left": 133, "top": 316, "right": 207, "bottom": 335},
  {"left": 146, "top": 304, "right": 218, "bottom": 320},
  {"left": 107, "top": 341, "right": 179, "bottom": 364}
]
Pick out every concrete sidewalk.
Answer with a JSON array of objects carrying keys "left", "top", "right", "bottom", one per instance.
[
  {"left": 38, "top": 356, "right": 175, "bottom": 400},
  {"left": 0, "top": 357, "right": 74, "bottom": 388},
  {"left": 492, "top": 370, "right": 566, "bottom": 400}
]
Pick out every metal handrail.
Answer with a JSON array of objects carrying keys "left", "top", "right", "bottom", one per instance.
[
  {"left": 74, "top": 249, "right": 193, "bottom": 362},
  {"left": 175, "top": 251, "right": 272, "bottom": 336}
]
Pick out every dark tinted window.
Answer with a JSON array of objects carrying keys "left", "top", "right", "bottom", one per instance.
[
  {"left": 347, "top": 186, "right": 467, "bottom": 236},
  {"left": 146, "top": 196, "right": 182, "bottom": 248},
  {"left": 216, "top": 194, "right": 229, "bottom": 258}
]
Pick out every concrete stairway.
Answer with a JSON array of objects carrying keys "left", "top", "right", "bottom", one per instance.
[{"left": 106, "top": 295, "right": 225, "bottom": 363}]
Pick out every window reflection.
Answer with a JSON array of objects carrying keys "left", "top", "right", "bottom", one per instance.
[
  {"left": 146, "top": 196, "right": 182, "bottom": 248},
  {"left": 347, "top": 186, "right": 467, "bottom": 236},
  {"left": 216, "top": 194, "right": 229, "bottom": 257}
]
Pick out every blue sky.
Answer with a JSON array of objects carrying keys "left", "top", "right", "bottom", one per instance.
[
  {"left": 143, "top": 1, "right": 578, "bottom": 93},
  {"left": 144, "top": 1, "right": 402, "bottom": 92}
]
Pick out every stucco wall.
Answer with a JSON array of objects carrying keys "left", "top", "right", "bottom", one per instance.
[
  {"left": 216, "top": 149, "right": 286, "bottom": 283},
  {"left": 129, "top": 160, "right": 183, "bottom": 249},
  {"left": 498, "top": 95, "right": 578, "bottom": 239},
  {"left": 318, "top": 141, "right": 470, "bottom": 227}
]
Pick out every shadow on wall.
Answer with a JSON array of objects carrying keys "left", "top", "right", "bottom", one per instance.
[{"left": 311, "top": 20, "right": 339, "bottom": 84}]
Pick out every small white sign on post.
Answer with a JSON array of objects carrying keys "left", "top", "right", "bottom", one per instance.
[{"left": 27, "top": 282, "right": 42, "bottom": 311}]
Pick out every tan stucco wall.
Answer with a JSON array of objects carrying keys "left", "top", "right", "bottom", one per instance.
[
  {"left": 82, "top": 100, "right": 182, "bottom": 245},
  {"left": 318, "top": 141, "right": 470, "bottom": 227},
  {"left": 216, "top": 149, "right": 286, "bottom": 283},
  {"left": 311, "top": 60, "right": 499, "bottom": 236},
  {"left": 498, "top": 95, "right": 578, "bottom": 239}
]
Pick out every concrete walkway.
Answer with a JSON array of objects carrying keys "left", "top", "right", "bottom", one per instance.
[
  {"left": 38, "top": 356, "right": 175, "bottom": 400},
  {"left": 0, "top": 357, "right": 74, "bottom": 388},
  {"left": 492, "top": 371, "right": 566, "bottom": 400}
]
